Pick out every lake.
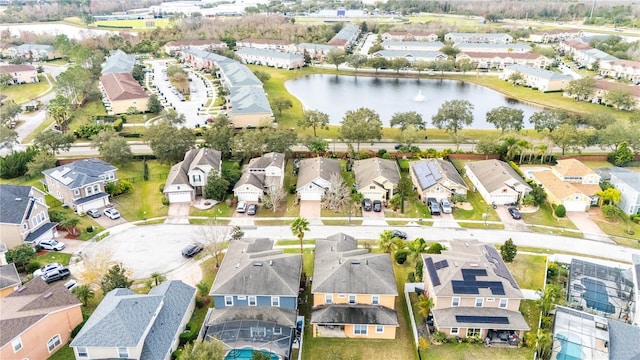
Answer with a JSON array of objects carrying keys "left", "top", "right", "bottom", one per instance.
[{"left": 285, "top": 74, "right": 541, "bottom": 129}]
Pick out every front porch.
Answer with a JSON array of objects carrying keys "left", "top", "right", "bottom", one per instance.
[
  {"left": 313, "top": 324, "right": 347, "bottom": 338},
  {"left": 484, "top": 329, "right": 522, "bottom": 347}
]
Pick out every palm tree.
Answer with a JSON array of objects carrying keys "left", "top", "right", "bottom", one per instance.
[
  {"left": 150, "top": 272, "right": 166, "bottom": 286},
  {"left": 408, "top": 238, "right": 427, "bottom": 263},
  {"left": 290, "top": 217, "right": 310, "bottom": 255},
  {"left": 378, "top": 230, "right": 404, "bottom": 253},
  {"left": 417, "top": 294, "right": 434, "bottom": 317},
  {"left": 72, "top": 284, "right": 95, "bottom": 306}
]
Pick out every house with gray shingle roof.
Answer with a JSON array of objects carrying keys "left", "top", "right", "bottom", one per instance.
[
  {"left": 409, "top": 159, "right": 468, "bottom": 203},
  {"left": 203, "top": 237, "right": 302, "bottom": 359},
  {"left": 42, "top": 158, "right": 118, "bottom": 214},
  {"left": 372, "top": 50, "right": 446, "bottom": 63},
  {"left": 296, "top": 158, "right": 341, "bottom": 201},
  {"left": 453, "top": 42, "right": 531, "bottom": 53},
  {"left": 0, "top": 184, "right": 57, "bottom": 250},
  {"left": 4, "top": 43, "right": 58, "bottom": 61},
  {"left": 0, "top": 277, "right": 82, "bottom": 359},
  {"left": 445, "top": 32, "right": 513, "bottom": 44},
  {"left": 233, "top": 152, "right": 285, "bottom": 202},
  {"left": 102, "top": 49, "right": 136, "bottom": 75},
  {"left": 610, "top": 171, "right": 640, "bottom": 216},
  {"left": 327, "top": 24, "right": 360, "bottom": 49},
  {"left": 164, "top": 148, "right": 222, "bottom": 203},
  {"left": 501, "top": 64, "right": 573, "bottom": 92},
  {"left": 465, "top": 159, "right": 531, "bottom": 205},
  {"left": 353, "top": 158, "right": 400, "bottom": 202},
  {"left": 0, "top": 263, "right": 21, "bottom": 298},
  {"left": 311, "top": 233, "right": 399, "bottom": 339},
  {"left": 423, "top": 240, "right": 529, "bottom": 343},
  {"left": 236, "top": 47, "right": 304, "bottom": 70},
  {"left": 70, "top": 280, "right": 195, "bottom": 360},
  {"left": 381, "top": 40, "right": 444, "bottom": 51}
]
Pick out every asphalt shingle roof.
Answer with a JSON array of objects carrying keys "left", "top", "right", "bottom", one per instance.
[
  {"left": 296, "top": 158, "right": 341, "bottom": 190},
  {"left": 43, "top": 158, "right": 116, "bottom": 190},
  {"left": 353, "top": 158, "right": 400, "bottom": 192},
  {"left": 100, "top": 72, "right": 148, "bottom": 101},
  {"left": 465, "top": 159, "right": 531, "bottom": 193},
  {"left": 0, "top": 263, "right": 20, "bottom": 291},
  {"left": 102, "top": 49, "right": 136, "bottom": 74},
  {"left": 505, "top": 64, "right": 573, "bottom": 81},
  {"left": 0, "top": 184, "right": 33, "bottom": 224},
  {"left": 237, "top": 47, "right": 303, "bottom": 62},
  {"left": 311, "top": 304, "right": 399, "bottom": 325}
]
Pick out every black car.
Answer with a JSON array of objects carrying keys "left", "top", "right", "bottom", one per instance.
[
  {"left": 508, "top": 207, "right": 522, "bottom": 220},
  {"left": 362, "top": 198, "right": 372, "bottom": 211},
  {"left": 41, "top": 268, "right": 71, "bottom": 284},
  {"left": 373, "top": 200, "right": 382, "bottom": 212},
  {"left": 182, "top": 243, "right": 204, "bottom": 257},
  {"left": 247, "top": 204, "right": 257, "bottom": 216},
  {"left": 391, "top": 230, "right": 407, "bottom": 240}
]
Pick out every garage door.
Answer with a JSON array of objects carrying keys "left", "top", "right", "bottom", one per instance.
[
  {"left": 563, "top": 200, "right": 587, "bottom": 212},
  {"left": 236, "top": 191, "right": 260, "bottom": 202},
  {"left": 77, "top": 198, "right": 108, "bottom": 213},
  {"left": 299, "top": 191, "right": 322, "bottom": 201},
  {"left": 360, "top": 191, "right": 383, "bottom": 202},
  {"left": 168, "top": 191, "right": 192, "bottom": 203}
]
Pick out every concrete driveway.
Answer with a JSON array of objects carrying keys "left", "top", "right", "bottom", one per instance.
[
  {"left": 432, "top": 212, "right": 461, "bottom": 228},
  {"left": 299, "top": 200, "right": 321, "bottom": 219},
  {"left": 92, "top": 208, "right": 128, "bottom": 228},
  {"left": 566, "top": 210, "right": 611, "bottom": 242},
  {"left": 363, "top": 207, "right": 386, "bottom": 226},
  {"left": 495, "top": 205, "right": 530, "bottom": 232},
  {"left": 165, "top": 202, "right": 190, "bottom": 224}
]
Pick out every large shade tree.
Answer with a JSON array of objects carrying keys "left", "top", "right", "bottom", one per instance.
[
  {"left": 431, "top": 100, "right": 474, "bottom": 149},
  {"left": 340, "top": 107, "right": 382, "bottom": 152},
  {"left": 486, "top": 106, "right": 524, "bottom": 133}
]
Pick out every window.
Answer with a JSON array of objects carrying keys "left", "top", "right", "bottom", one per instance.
[
  {"left": 12, "top": 338, "right": 22, "bottom": 352},
  {"left": 349, "top": 294, "right": 356, "bottom": 304},
  {"left": 271, "top": 296, "right": 280, "bottom": 307},
  {"left": 117, "top": 348, "right": 128, "bottom": 358},
  {"left": 376, "top": 325, "right": 384, "bottom": 333},
  {"left": 369, "top": 185, "right": 375, "bottom": 189},
  {"left": 77, "top": 347, "right": 88, "bottom": 358},
  {"left": 450, "top": 328, "right": 459, "bottom": 335},
  {"left": 499, "top": 298, "right": 508, "bottom": 309},
  {"left": 31, "top": 212, "right": 46, "bottom": 227},
  {"left": 371, "top": 295, "right": 379, "bottom": 305},
  {"left": 451, "top": 297, "right": 460, "bottom": 307},
  {"left": 467, "top": 328, "right": 481, "bottom": 337},
  {"left": 354, "top": 324, "right": 368, "bottom": 335},
  {"left": 248, "top": 296, "right": 257, "bottom": 306},
  {"left": 273, "top": 327, "right": 282, "bottom": 335},
  {"left": 22, "top": 223, "right": 28, "bottom": 230},
  {"left": 475, "top": 297, "right": 484, "bottom": 307},
  {"left": 74, "top": 189, "right": 80, "bottom": 196},
  {"left": 224, "top": 296, "right": 233, "bottom": 306},
  {"left": 192, "top": 174, "right": 202, "bottom": 182},
  {"left": 251, "top": 327, "right": 266, "bottom": 337},
  {"left": 325, "top": 294, "right": 332, "bottom": 304},
  {"left": 47, "top": 334, "right": 61, "bottom": 352}
]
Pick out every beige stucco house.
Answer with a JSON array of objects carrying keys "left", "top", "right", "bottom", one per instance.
[
  {"left": 353, "top": 158, "right": 401, "bottom": 202},
  {"left": 410, "top": 159, "right": 468, "bottom": 202},
  {"left": 502, "top": 64, "right": 573, "bottom": 92},
  {"left": 465, "top": 160, "right": 531, "bottom": 205},
  {"left": 0, "top": 185, "right": 57, "bottom": 250},
  {"left": 99, "top": 73, "right": 149, "bottom": 114},
  {"left": 0, "top": 64, "right": 38, "bottom": 84}
]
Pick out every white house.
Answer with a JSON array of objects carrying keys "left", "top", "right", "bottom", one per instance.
[
  {"left": 381, "top": 40, "right": 444, "bottom": 51},
  {"left": 381, "top": 31, "right": 438, "bottom": 42},
  {"left": 465, "top": 160, "right": 531, "bottom": 205},
  {"left": 296, "top": 158, "right": 341, "bottom": 201},
  {"left": 502, "top": 64, "right": 573, "bottom": 92},
  {"left": 371, "top": 50, "right": 446, "bottom": 63},
  {"left": 353, "top": 158, "right": 401, "bottom": 202},
  {"left": 610, "top": 172, "right": 640, "bottom": 215},
  {"left": 445, "top": 33, "right": 513, "bottom": 44},
  {"left": 233, "top": 152, "right": 285, "bottom": 202},
  {"left": 453, "top": 42, "right": 531, "bottom": 54},
  {"left": 164, "top": 148, "right": 222, "bottom": 203},
  {"left": 236, "top": 48, "right": 305, "bottom": 70},
  {"left": 409, "top": 159, "right": 468, "bottom": 202}
]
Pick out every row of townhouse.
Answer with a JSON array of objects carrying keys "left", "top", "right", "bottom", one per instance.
[
  {"left": 98, "top": 49, "right": 149, "bottom": 114},
  {"left": 559, "top": 39, "right": 618, "bottom": 70},
  {"left": 599, "top": 59, "right": 640, "bottom": 84},
  {"left": 0, "top": 63, "right": 38, "bottom": 84},
  {"left": 371, "top": 50, "right": 446, "bottom": 63},
  {"left": 526, "top": 29, "right": 583, "bottom": 43},
  {"left": 501, "top": 63, "right": 573, "bottom": 92},
  {"left": 383, "top": 29, "right": 582, "bottom": 44},
  {"left": 236, "top": 47, "right": 305, "bottom": 70},
  {"left": 1, "top": 43, "right": 60, "bottom": 61},
  {"left": 573, "top": 79, "right": 640, "bottom": 110},
  {"left": 182, "top": 49, "right": 273, "bottom": 128},
  {"left": 379, "top": 40, "right": 531, "bottom": 55},
  {"left": 457, "top": 52, "right": 552, "bottom": 70},
  {"left": 163, "top": 39, "right": 227, "bottom": 55},
  {"left": 381, "top": 31, "right": 438, "bottom": 42}
]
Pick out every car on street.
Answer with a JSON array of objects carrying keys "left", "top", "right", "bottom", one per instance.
[
  {"left": 508, "top": 207, "right": 522, "bottom": 220},
  {"left": 33, "top": 263, "right": 64, "bottom": 277},
  {"left": 362, "top": 198, "right": 372, "bottom": 211},
  {"left": 86, "top": 209, "right": 101, "bottom": 218},
  {"left": 182, "top": 243, "right": 204, "bottom": 258},
  {"left": 373, "top": 200, "right": 382, "bottom": 212},
  {"left": 38, "top": 239, "right": 65, "bottom": 251},
  {"left": 104, "top": 208, "right": 121, "bottom": 220},
  {"left": 64, "top": 279, "right": 78, "bottom": 290},
  {"left": 427, "top": 197, "right": 441, "bottom": 216},
  {"left": 41, "top": 268, "right": 71, "bottom": 284},
  {"left": 236, "top": 201, "right": 247, "bottom": 213},
  {"left": 247, "top": 204, "right": 257, "bottom": 216},
  {"left": 440, "top": 198, "right": 452, "bottom": 214},
  {"left": 391, "top": 230, "right": 407, "bottom": 240}
]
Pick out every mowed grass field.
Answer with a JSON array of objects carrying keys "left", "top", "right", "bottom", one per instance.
[{"left": 94, "top": 18, "right": 173, "bottom": 29}]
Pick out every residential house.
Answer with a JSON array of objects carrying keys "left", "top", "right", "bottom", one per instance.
[
  {"left": 558, "top": 39, "right": 592, "bottom": 57},
  {"left": 42, "top": 158, "right": 118, "bottom": 213},
  {"left": 552, "top": 159, "right": 602, "bottom": 185},
  {"left": 0, "top": 184, "right": 57, "bottom": 250},
  {"left": 1, "top": 277, "right": 83, "bottom": 360},
  {"left": 574, "top": 48, "right": 617, "bottom": 70},
  {"left": 552, "top": 305, "right": 640, "bottom": 360},
  {"left": 531, "top": 171, "right": 595, "bottom": 212},
  {"left": 293, "top": 43, "right": 335, "bottom": 61},
  {"left": 632, "top": 254, "right": 640, "bottom": 326},
  {"left": 453, "top": 42, "right": 531, "bottom": 54},
  {"left": 311, "top": 233, "right": 398, "bottom": 339},
  {"left": 501, "top": 64, "right": 573, "bottom": 92},
  {"left": 456, "top": 52, "right": 551, "bottom": 70},
  {"left": 409, "top": 159, "right": 468, "bottom": 202},
  {"left": 4, "top": 44, "right": 58, "bottom": 61},
  {"left": 465, "top": 159, "right": 531, "bottom": 205},
  {"left": 590, "top": 80, "right": 640, "bottom": 109},
  {"left": 381, "top": 31, "right": 438, "bottom": 42},
  {"left": 371, "top": 50, "right": 446, "bottom": 63},
  {"left": 527, "top": 29, "right": 583, "bottom": 43},
  {"left": 203, "top": 237, "right": 302, "bottom": 360},
  {"left": 228, "top": 85, "right": 274, "bottom": 128},
  {"left": 600, "top": 60, "right": 640, "bottom": 84},
  {"left": 381, "top": 40, "right": 444, "bottom": 51},
  {"left": 233, "top": 152, "right": 285, "bottom": 202},
  {"left": 99, "top": 73, "right": 149, "bottom": 114},
  {"left": 70, "top": 280, "right": 195, "bottom": 360},
  {"left": 101, "top": 49, "right": 136, "bottom": 75},
  {"left": 445, "top": 33, "right": 513, "bottom": 44},
  {"left": 327, "top": 24, "right": 360, "bottom": 49},
  {"left": 610, "top": 171, "right": 640, "bottom": 215},
  {"left": 422, "top": 240, "right": 529, "bottom": 342},
  {"left": 0, "top": 263, "right": 20, "bottom": 298},
  {"left": 353, "top": 158, "right": 400, "bottom": 201},
  {"left": 164, "top": 148, "right": 222, "bottom": 204},
  {"left": 0, "top": 64, "right": 38, "bottom": 84},
  {"left": 296, "top": 158, "right": 341, "bottom": 201},
  {"left": 236, "top": 48, "right": 305, "bottom": 70},
  {"left": 236, "top": 38, "right": 294, "bottom": 51},
  {"left": 163, "top": 39, "right": 227, "bottom": 55}
]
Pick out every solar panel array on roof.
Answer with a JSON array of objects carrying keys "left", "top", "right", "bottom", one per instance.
[
  {"left": 462, "top": 268, "right": 487, "bottom": 280},
  {"left": 485, "top": 245, "right": 520, "bottom": 289},
  {"left": 455, "top": 315, "right": 510, "bottom": 324},
  {"left": 427, "top": 161, "right": 442, "bottom": 181},
  {"left": 434, "top": 260, "right": 449, "bottom": 270},
  {"left": 452, "top": 280, "right": 505, "bottom": 295},
  {"left": 413, "top": 161, "right": 439, "bottom": 190},
  {"left": 425, "top": 257, "right": 440, "bottom": 287}
]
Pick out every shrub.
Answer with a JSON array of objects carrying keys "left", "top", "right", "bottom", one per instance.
[
  {"left": 0, "top": 147, "right": 38, "bottom": 179},
  {"left": 407, "top": 272, "right": 416, "bottom": 282},
  {"left": 162, "top": 196, "right": 170, "bottom": 206},
  {"left": 555, "top": 204, "right": 566, "bottom": 218},
  {"left": 159, "top": 183, "right": 165, "bottom": 193},
  {"left": 288, "top": 184, "right": 297, "bottom": 195},
  {"left": 86, "top": 226, "right": 94, "bottom": 233},
  {"left": 451, "top": 193, "right": 466, "bottom": 203},
  {"left": 178, "top": 328, "right": 197, "bottom": 346},
  {"left": 432, "top": 331, "right": 447, "bottom": 343},
  {"left": 26, "top": 261, "right": 41, "bottom": 273},
  {"left": 394, "top": 249, "right": 410, "bottom": 264},
  {"left": 426, "top": 243, "right": 445, "bottom": 254},
  {"left": 112, "top": 118, "right": 123, "bottom": 132}
]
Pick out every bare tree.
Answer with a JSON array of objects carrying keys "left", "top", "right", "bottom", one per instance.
[
  {"left": 197, "top": 220, "right": 230, "bottom": 268},
  {"left": 322, "top": 173, "right": 351, "bottom": 211},
  {"left": 78, "top": 250, "right": 115, "bottom": 285},
  {"left": 267, "top": 186, "right": 287, "bottom": 213}
]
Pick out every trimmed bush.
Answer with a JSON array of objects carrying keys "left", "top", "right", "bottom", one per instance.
[
  {"left": 394, "top": 249, "right": 410, "bottom": 264},
  {"left": 26, "top": 262, "right": 41, "bottom": 274},
  {"left": 112, "top": 118, "right": 124, "bottom": 132},
  {"left": 555, "top": 204, "right": 566, "bottom": 218}
]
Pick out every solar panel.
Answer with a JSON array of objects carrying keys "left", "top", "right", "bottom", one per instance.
[
  {"left": 462, "top": 268, "right": 487, "bottom": 281},
  {"left": 425, "top": 257, "right": 441, "bottom": 287},
  {"left": 433, "top": 260, "right": 449, "bottom": 270},
  {"left": 485, "top": 245, "right": 519, "bottom": 289},
  {"left": 413, "top": 162, "right": 438, "bottom": 190},
  {"left": 427, "top": 161, "right": 442, "bottom": 181},
  {"left": 452, "top": 280, "right": 505, "bottom": 295},
  {"left": 455, "top": 315, "right": 510, "bottom": 324}
]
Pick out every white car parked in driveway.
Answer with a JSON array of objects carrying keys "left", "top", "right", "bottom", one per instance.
[
  {"left": 38, "top": 239, "right": 66, "bottom": 251},
  {"left": 33, "top": 262, "right": 64, "bottom": 277},
  {"left": 104, "top": 208, "right": 121, "bottom": 220}
]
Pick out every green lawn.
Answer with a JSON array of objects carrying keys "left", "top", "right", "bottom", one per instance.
[
  {"left": 94, "top": 18, "right": 173, "bottom": 29},
  {"left": 521, "top": 202, "right": 578, "bottom": 230},
  {"left": 505, "top": 254, "right": 547, "bottom": 290},
  {"left": 520, "top": 299, "right": 542, "bottom": 335},
  {"left": 68, "top": 100, "right": 108, "bottom": 131},
  {"left": 458, "top": 222, "right": 505, "bottom": 230},
  {"left": 449, "top": 160, "right": 500, "bottom": 221},
  {"left": 528, "top": 226, "right": 584, "bottom": 239},
  {"left": 35, "top": 251, "right": 72, "bottom": 266},
  {"left": 111, "top": 160, "right": 171, "bottom": 220},
  {"left": 190, "top": 203, "right": 233, "bottom": 218},
  {"left": 593, "top": 217, "right": 640, "bottom": 245},
  {"left": 2, "top": 74, "right": 51, "bottom": 104},
  {"left": 421, "top": 341, "right": 533, "bottom": 359}
]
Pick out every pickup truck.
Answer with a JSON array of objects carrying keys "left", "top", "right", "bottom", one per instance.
[{"left": 41, "top": 268, "right": 71, "bottom": 284}]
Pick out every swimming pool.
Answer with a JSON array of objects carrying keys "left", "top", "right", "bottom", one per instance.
[
  {"left": 555, "top": 333, "right": 584, "bottom": 360},
  {"left": 582, "top": 277, "right": 615, "bottom": 314},
  {"left": 225, "top": 349, "right": 279, "bottom": 360}
]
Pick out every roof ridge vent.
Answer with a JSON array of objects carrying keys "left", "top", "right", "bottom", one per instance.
[
  {"left": 16, "top": 286, "right": 26, "bottom": 292},
  {"left": 253, "top": 262, "right": 263, "bottom": 266},
  {"left": 469, "top": 263, "right": 479, "bottom": 267},
  {"left": 15, "top": 198, "right": 22, "bottom": 201},
  {"left": 351, "top": 260, "right": 360, "bottom": 265},
  {"left": 44, "top": 292, "right": 53, "bottom": 299},
  {"left": 236, "top": 263, "right": 240, "bottom": 268},
  {"left": 269, "top": 260, "right": 273, "bottom": 266}
]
